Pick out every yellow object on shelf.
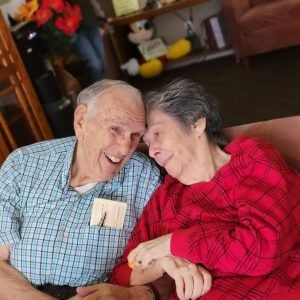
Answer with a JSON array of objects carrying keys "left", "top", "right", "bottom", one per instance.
[
  {"left": 139, "top": 59, "right": 163, "bottom": 78},
  {"left": 166, "top": 38, "right": 191, "bottom": 60}
]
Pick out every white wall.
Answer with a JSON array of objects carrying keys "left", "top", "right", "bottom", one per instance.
[
  {"left": 0, "top": 0, "right": 24, "bottom": 24},
  {"left": 153, "top": 0, "right": 221, "bottom": 45}
]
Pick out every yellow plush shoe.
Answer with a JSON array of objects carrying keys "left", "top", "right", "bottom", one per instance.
[
  {"left": 139, "top": 59, "right": 163, "bottom": 78},
  {"left": 166, "top": 38, "right": 191, "bottom": 60}
]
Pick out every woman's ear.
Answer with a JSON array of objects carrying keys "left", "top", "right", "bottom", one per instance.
[
  {"left": 73, "top": 104, "right": 88, "bottom": 138},
  {"left": 192, "top": 117, "right": 206, "bottom": 136}
]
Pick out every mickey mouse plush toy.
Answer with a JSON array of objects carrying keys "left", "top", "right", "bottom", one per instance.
[
  {"left": 121, "top": 19, "right": 165, "bottom": 78},
  {"left": 122, "top": 18, "right": 192, "bottom": 78}
]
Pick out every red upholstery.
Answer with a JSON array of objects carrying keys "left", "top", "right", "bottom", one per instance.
[
  {"left": 221, "top": 0, "right": 300, "bottom": 61},
  {"left": 223, "top": 115, "right": 300, "bottom": 170}
]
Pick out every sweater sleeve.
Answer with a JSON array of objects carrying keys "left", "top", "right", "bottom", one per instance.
[
  {"left": 171, "top": 144, "right": 300, "bottom": 276},
  {"left": 109, "top": 186, "right": 164, "bottom": 286}
]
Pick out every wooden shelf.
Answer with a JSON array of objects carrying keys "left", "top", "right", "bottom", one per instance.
[
  {"left": 165, "top": 48, "right": 234, "bottom": 70},
  {"left": 108, "top": 0, "right": 208, "bottom": 26}
]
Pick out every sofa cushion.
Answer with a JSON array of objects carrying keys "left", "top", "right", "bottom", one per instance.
[
  {"left": 240, "top": 0, "right": 300, "bottom": 35},
  {"left": 250, "top": 0, "right": 265, "bottom": 6},
  {"left": 250, "top": 0, "right": 281, "bottom": 6}
]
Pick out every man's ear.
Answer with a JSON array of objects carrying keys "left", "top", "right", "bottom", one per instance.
[
  {"left": 192, "top": 117, "right": 206, "bottom": 136},
  {"left": 73, "top": 104, "right": 88, "bottom": 138}
]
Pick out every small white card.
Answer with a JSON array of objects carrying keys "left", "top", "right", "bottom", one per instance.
[
  {"left": 90, "top": 198, "right": 127, "bottom": 229},
  {"left": 138, "top": 38, "right": 167, "bottom": 61}
]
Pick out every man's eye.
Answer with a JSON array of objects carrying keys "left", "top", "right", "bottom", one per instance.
[
  {"left": 111, "top": 127, "right": 119, "bottom": 133},
  {"left": 132, "top": 133, "right": 141, "bottom": 140}
]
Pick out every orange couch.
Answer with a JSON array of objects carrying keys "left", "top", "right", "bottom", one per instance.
[
  {"left": 221, "top": 0, "right": 300, "bottom": 62},
  {"left": 223, "top": 115, "right": 300, "bottom": 170}
]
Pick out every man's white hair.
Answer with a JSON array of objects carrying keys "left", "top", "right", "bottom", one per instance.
[{"left": 76, "top": 79, "right": 142, "bottom": 108}]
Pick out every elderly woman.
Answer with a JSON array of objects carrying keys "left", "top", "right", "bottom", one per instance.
[{"left": 110, "top": 79, "right": 300, "bottom": 299}]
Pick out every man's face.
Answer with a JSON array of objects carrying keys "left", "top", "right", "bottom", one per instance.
[{"left": 74, "top": 87, "right": 145, "bottom": 181}]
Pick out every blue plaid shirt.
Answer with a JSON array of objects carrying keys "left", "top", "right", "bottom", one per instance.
[{"left": 0, "top": 137, "right": 161, "bottom": 286}]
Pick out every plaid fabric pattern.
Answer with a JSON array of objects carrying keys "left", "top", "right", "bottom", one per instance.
[
  {"left": 110, "top": 136, "right": 300, "bottom": 299},
  {"left": 0, "top": 137, "right": 161, "bottom": 286}
]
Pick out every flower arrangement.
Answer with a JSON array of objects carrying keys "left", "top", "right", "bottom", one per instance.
[
  {"left": 15, "top": 0, "right": 82, "bottom": 57},
  {"left": 14, "top": 0, "right": 39, "bottom": 22}
]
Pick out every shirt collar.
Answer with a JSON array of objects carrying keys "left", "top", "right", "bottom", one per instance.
[{"left": 62, "top": 137, "right": 77, "bottom": 190}]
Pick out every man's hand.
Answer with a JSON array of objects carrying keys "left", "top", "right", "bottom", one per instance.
[
  {"left": 128, "top": 234, "right": 172, "bottom": 269},
  {"left": 160, "top": 256, "right": 212, "bottom": 300},
  {"left": 69, "top": 283, "right": 153, "bottom": 300},
  {"left": 0, "top": 245, "right": 11, "bottom": 261}
]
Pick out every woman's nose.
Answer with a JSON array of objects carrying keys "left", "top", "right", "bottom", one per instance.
[{"left": 148, "top": 143, "right": 156, "bottom": 158}]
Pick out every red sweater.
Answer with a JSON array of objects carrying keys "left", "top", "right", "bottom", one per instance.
[{"left": 110, "top": 136, "right": 300, "bottom": 299}]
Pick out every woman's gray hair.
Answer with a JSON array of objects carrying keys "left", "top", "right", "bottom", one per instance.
[
  {"left": 76, "top": 79, "right": 142, "bottom": 107},
  {"left": 144, "top": 78, "right": 227, "bottom": 147}
]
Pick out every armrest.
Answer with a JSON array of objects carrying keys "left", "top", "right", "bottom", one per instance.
[
  {"left": 220, "top": 0, "right": 251, "bottom": 58},
  {"left": 222, "top": 116, "right": 300, "bottom": 170}
]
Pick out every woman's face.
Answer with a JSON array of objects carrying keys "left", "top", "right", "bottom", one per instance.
[{"left": 143, "top": 109, "right": 203, "bottom": 183}]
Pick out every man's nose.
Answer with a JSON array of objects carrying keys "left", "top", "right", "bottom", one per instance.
[{"left": 118, "top": 136, "right": 132, "bottom": 155}]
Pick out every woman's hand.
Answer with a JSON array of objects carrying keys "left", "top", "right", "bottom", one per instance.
[
  {"left": 160, "top": 256, "right": 212, "bottom": 300},
  {"left": 128, "top": 234, "right": 172, "bottom": 269}
]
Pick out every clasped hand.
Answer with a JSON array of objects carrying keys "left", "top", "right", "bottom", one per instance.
[
  {"left": 161, "top": 256, "right": 212, "bottom": 300},
  {"left": 128, "top": 233, "right": 172, "bottom": 269},
  {"left": 127, "top": 234, "right": 212, "bottom": 300}
]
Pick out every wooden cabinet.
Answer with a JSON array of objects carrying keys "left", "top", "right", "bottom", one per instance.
[{"left": 0, "top": 11, "right": 53, "bottom": 165}]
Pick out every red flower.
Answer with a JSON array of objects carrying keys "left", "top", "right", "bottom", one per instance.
[
  {"left": 32, "top": 6, "right": 52, "bottom": 26},
  {"left": 55, "top": 14, "right": 79, "bottom": 36},
  {"left": 29, "top": 0, "right": 82, "bottom": 57},
  {"left": 63, "top": 2, "right": 81, "bottom": 21},
  {"left": 55, "top": 2, "right": 82, "bottom": 36},
  {"left": 41, "top": 0, "right": 65, "bottom": 13}
]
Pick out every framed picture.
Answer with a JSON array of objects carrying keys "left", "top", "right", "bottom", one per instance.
[{"left": 112, "top": 0, "right": 140, "bottom": 17}]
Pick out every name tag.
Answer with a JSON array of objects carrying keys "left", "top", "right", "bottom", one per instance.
[{"left": 90, "top": 198, "right": 127, "bottom": 229}]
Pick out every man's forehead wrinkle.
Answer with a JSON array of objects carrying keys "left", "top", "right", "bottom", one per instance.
[{"left": 104, "top": 105, "right": 145, "bottom": 123}]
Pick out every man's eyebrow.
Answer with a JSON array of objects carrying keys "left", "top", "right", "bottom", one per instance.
[{"left": 136, "top": 128, "right": 146, "bottom": 135}]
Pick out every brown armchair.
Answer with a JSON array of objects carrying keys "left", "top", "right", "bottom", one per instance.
[{"left": 221, "top": 0, "right": 300, "bottom": 62}]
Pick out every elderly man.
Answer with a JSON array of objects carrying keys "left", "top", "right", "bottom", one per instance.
[{"left": 0, "top": 80, "right": 162, "bottom": 299}]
